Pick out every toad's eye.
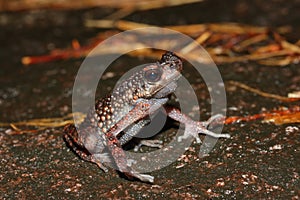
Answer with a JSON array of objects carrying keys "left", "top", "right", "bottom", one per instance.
[{"left": 144, "top": 68, "right": 162, "bottom": 83}]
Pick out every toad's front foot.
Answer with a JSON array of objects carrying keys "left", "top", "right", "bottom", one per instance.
[
  {"left": 133, "top": 139, "right": 163, "bottom": 152},
  {"left": 166, "top": 108, "right": 230, "bottom": 143}
]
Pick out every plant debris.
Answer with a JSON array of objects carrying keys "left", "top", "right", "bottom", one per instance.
[{"left": 22, "top": 19, "right": 299, "bottom": 67}]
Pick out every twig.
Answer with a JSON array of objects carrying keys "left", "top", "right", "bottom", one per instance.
[
  {"left": 0, "top": 0, "right": 203, "bottom": 12},
  {"left": 0, "top": 113, "right": 85, "bottom": 134},
  {"left": 227, "top": 81, "right": 300, "bottom": 102},
  {"left": 225, "top": 106, "right": 300, "bottom": 125}
]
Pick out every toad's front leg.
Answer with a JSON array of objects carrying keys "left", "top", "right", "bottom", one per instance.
[
  {"left": 166, "top": 107, "right": 230, "bottom": 143},
  {"left": 103, "top": 98, "right": 167, "bottom": 183}
]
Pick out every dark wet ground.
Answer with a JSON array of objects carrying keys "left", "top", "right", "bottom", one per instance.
[{"left": 0, "top": 0, "right": 300, "bottom": 199}]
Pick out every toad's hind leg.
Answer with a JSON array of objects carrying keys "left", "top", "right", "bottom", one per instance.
[{"left": 63, "top": 124, "right": 109, "bottom": 172}]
